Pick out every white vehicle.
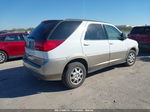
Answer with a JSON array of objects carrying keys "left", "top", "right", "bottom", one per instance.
[{"left": 23, "top": 19, "right": 139, "bottom": 89}]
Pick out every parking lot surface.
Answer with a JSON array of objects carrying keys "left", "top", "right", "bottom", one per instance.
[{"left": 0, "top": 51, "right": 150, "bottom": 109}]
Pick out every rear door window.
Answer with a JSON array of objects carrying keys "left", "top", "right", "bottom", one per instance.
[
  {"left": 29, "top": 20, "right": 61, "bottom": 41},
  {"left": 4, "top": 34, "right": 23, "bottom": 41},
  {"left": 49, "top": 21, "right": 82, "bottom": 40},
  {"left": 85, "top": 24, "right": 107, "bottom": 40}
]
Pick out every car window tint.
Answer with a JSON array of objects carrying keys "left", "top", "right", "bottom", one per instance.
[
  {"left": 18, "top": 34, "right": 25, "bottom": 41},
  {"left": 0, "top": 36, "right": 5, "bottom": 41},
  {"left": 85, "top": 24, "right": 107, "bottom": 40},
  {"left": 29, "top": 20, "right": 61, "bottom": 41},
  {"left": 4, "top": 34, "right": 23, "bottom": 41},
  {"left": 22, "top": 34, "right": 29, "bottom": 41},
  {"left": 145, "top": 27, "right": 150, "bottom": 34},
  {"left": 49, "top": 21, "right": 82, "bottom": 40},
  {"left": 104, "top": 25, "right": 121, "bottom": 40},
  {"left": 131, "top": 27, "right": 145, "bottom": 34}
]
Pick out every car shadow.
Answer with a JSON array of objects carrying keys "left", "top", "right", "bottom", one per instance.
[
  {"left": 0, "top": 64, "right": 125, "bottom": 98},
  {"left": 138, "top": 49, "right": 150, "bottom": 62},
  {"left": 0, "top": 49, "right": 149, "bottom": 98},
  {"left": 0, "top": 67, "right": 68, "bottom": 98},
  {"left": 87, "top": 64, "right": 125, "bottom": 78},
  {"left": 0, "top": 64, "right": 126, "bottom": 98},
  {"left": 7, "top": 57, "right": 23, "bottom": 62}
]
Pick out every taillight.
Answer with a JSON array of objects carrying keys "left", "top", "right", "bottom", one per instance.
[{"left": 35, "top": 40, "right": 64, "bottom": 51}]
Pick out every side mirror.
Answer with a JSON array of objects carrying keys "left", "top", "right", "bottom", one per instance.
[{"left": 119, "top": 33, "right": 127, "bottom": 40}]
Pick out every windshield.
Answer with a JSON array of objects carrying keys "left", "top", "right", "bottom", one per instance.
[{"left": 29, "top": 20, "right": 61, "bottom": 41}]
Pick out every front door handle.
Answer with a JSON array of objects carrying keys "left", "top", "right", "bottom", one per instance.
[{"left": 109, "top": 43, "right": 113, "bottom": 45}]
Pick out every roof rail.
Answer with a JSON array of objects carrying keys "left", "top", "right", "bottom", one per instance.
[{"left": 65, "top": 19, "right": 108, "bottom": 23}]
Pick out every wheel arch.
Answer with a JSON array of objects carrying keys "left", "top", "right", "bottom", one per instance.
[
  {"left": 130, "top": 47, "right": 139, "bottom": 56},
  {"left": 63, "top": 58, "right": 88, "bottom": 76},
  {"left": 0, "top": 49, "right": 9, "bottom": 57},
  {"left": 130, "top": 47, "right": 137, "bottom": 52}
]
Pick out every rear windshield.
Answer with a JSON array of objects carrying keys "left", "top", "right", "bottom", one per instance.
[
  {"left": 131, "top": 27, "right": 150, "bottom": 34},
  {"left": 29, "top": 20, "right": 61, "bottom": 41},
  {"left": 49, "top": 21, "right": 82, "bottom": 40}
]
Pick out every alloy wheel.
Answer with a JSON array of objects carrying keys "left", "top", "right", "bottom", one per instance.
[
  {"left": 70, "top": 67, "right": 84, "bottom": 85},
  {"left": 127, "top": 52, "right": 136, "bottom": 65},
  {"left": 0, "top": 52, "right": 6, "bottom": 63}
]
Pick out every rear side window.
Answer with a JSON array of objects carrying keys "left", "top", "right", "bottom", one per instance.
[
  {"left": 49, "top": 21, "right": 82, "bottom": 40},
  {"left": 29, "top": 20, "right": 61, "bottom": 41},
  {"left": 4, "top": 34, "right": 23, "bottom": 41},
  {"left": 85, "top": 24, "right": 107, "bottom": 40}
]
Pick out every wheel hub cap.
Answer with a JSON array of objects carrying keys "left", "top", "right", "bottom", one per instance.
[
  {"left": 0, "top": 53, "right": 5, "bottom": 62},
  {"left": 128, "top": 52, "right": 135, "bottom": 64},
  {"left": 70, "top": 67, "right": 83, "bottom": 85}
]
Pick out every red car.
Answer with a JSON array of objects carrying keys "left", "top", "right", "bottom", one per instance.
[
  {"left": 0, "top": 32, "right": 29, "bottom": 63},
  {"left": 128, "top": 26, "right": 150, "bottom": 49}
]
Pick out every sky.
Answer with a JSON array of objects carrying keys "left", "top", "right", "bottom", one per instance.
[{"left": 0, "top": 0, "right": 150, "bottom": 30}]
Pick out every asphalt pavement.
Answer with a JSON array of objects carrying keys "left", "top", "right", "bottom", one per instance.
[{"left": 0, "top": 50, "right": 150, "bottom": 109}]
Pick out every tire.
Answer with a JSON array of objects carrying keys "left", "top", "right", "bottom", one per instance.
[
  {"left": 125, "top": 50, "right": 136, "bottom": 66},
  {"left": 62, "top": 62, "right": 86, "bottom": 89},
  {"left": 0, "top": 50, "right": 8, "bottom": 64}
]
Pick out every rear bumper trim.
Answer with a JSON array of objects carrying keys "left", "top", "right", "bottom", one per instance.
[{"left": 23, "top": 56, "right": 67, "bottom": 80}]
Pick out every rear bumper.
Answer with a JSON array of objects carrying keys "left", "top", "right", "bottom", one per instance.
[{"left": 23, "top": 56, "right": 67, "bottom": 81}]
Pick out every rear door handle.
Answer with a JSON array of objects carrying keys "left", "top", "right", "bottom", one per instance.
[{"left": 84, "top": 43, "right": 90, "bottom": 46}]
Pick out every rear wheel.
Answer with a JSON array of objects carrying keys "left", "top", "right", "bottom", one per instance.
[
  {"left": 62, "top": 62, "right": 86, "bottom": 89},
  {"left": 0, "top": 51, "right": 8, "bottom": 64},
  {"left": 125, "top": 50, "right": 136, "bottom": 66}
]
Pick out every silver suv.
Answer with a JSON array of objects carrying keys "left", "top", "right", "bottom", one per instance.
[{"left": 23, "top": 19, "right": 139, "bottom": 89}]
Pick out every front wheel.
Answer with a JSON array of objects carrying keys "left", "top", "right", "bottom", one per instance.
[
  {"left": 0, "top": 51, "right": 8, "bottom": 64},
  {"left": 62, "top": 62, "right": 86, "bottom": 89},
  {"left": 125, "top": 50, "right": 136, "bottom": 66}
]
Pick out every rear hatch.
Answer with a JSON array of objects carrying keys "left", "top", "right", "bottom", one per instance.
[
  {"left": 25, "top": 20, "right": 82, "bottom": 65},
  {"left": 25, "top": 20, "right": 62, "bottom": 65},
  {"left": 129, "top": 27, "right": 150, "bottom": 43},
  {"left": 26, "top": 20, "right": 62, "bottom": 49}
]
